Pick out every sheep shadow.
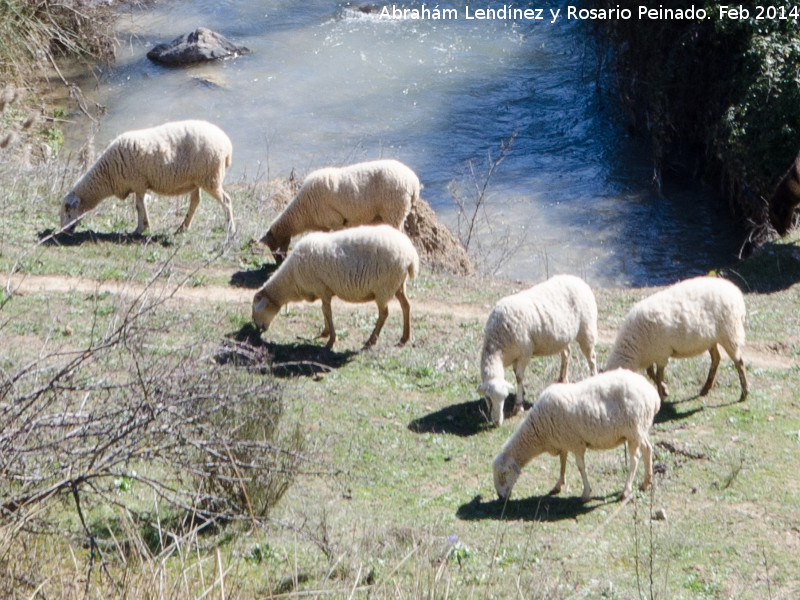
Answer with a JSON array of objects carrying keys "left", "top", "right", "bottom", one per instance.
[
  {"left": 408, "top": 395, "right": 531, "bottom": 437},
  {"left": 456, "top": 493, "right": 605, "bottom": 522},
  {"left": 217, "top": 323, "right": 356, "bottom": 378},
  {"left": 654, "top": 399, "right": 704, "bottom": 424},
  {"left": 38, "top": 228, "right": 174, "bottom": 247},
  {"left": 229, "top": 263, "right": 278, "bottom": 289},
  {"left": 722, "top": 240, "right": 800, "bottom": 293}
]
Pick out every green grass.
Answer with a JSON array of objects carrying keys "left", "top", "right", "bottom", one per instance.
[{"left": 2, "top": 161, "right": 800, "bottom": 598}]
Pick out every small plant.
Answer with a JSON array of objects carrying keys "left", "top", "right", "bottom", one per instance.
[{"left": 449, "top": 131, "right": 527, "bottom": 275}]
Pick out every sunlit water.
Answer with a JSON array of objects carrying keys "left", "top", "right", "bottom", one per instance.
[{"left": 63, "top": 0, "right": 742, "bottom": 286}]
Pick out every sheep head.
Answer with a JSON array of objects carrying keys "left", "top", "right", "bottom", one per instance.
[
  {"left": 60, "top": 192, "right": 84, "bottom": 233},
  {"left": 492, "top": 453, "right": 521, "bottom": 502},
  {"left": 260, "top": 229, "right": 289, "bottom": 266},
  {"left": 252, "top": 289, "right": 280, "bottom": 332},
  {"left": 478, "top": 378, "right": 514, "bottom": 427}
]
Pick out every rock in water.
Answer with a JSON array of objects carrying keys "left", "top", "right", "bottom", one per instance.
[{"left": 147, "top": 28, "right": 249, "bottom": 66}]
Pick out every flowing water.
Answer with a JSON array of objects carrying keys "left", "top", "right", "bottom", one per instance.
[{"left": 63, "top": 0, "right": 742, "bottom": 286}]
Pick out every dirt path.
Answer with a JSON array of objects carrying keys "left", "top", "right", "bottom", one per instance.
[{"left": 5, "top": 272, "right": 795, "bottom": 370}]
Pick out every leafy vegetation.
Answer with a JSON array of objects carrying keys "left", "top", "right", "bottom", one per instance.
[{"left": 587, "top": 0, "right": 800, "bottom": 235}]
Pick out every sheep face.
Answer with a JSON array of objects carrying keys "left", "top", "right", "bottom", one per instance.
[
  {"left": 252, "top": 292, "right": 280, "bottom": 332},
  {"left": 493, "top": 453, "right": 521, "bottom": 502},
  {"left": 261, "top": 229, "right": 289, "bottom": 265},
  {"left": 479, "top": 378, "right": 514, "bottom": 427},
  {"left": 60, "top": 192, "right": 84, "bottom": 233}
]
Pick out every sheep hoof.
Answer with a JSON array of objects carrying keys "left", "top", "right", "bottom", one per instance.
[
  {"left": 548, "top": 486, "right": 562, "bottom": 496},
  {"left": 511, "top": 403, "right": 525, "bottom": 417},
  {"left": 581, "top": 494, "right": 592, "bottom": 503},
  {"left": 175, "top": 224, "right": 188, "bottom": 234}
]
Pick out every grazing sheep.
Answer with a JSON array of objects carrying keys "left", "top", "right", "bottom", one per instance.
[
  {"left": 605, "top": 276, "right": 748, "bottom": 403},
  {"left": 493, "top": 369, "right": 660, "bottom": 503},
  {"left": 252, "top": 224, "right": 419, "bottom": 349},
  {"left": 261, "top": 159, "right": 419, "bottom": 264},
  {"left": 479, "top": 275, "right": 598, "bottom": 426},
  {"left": 60, "top": 120, "right": 235, "bottom": 236}
]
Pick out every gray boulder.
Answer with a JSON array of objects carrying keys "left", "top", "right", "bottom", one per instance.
[{"left": 147, "top": 28, "right": 249, "bottom": 66}]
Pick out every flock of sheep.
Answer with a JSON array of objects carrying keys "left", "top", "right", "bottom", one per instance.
[{"left": 58, "top": 119, "right": 750, "bottom": 505}]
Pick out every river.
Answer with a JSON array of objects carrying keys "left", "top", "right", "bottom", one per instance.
[{"left": 63, "top": 0, "right": 742, "bottom": 286}]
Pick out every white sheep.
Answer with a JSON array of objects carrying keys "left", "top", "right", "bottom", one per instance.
[
  {"left": 60, "top": 120, "right": 235, "bottom": 236},
  {"left": 479, "top": 274, "right": 598, "bottom": 426},
  {"left": 605, "top": 276, "right": 748, "bottom": 403},
  {"left": 261, "top": 159, "right": 419, "bottom": 263},
  {"left": 252, "top": 224, "right": 419, "bottom": 349},
  {"left": 493, "top": 368, "right": 661, "bottom": 503}
]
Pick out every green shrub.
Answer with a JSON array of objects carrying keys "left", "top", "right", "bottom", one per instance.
[{"left": 587, "top": 0, "right": 800, "bottom": 230}]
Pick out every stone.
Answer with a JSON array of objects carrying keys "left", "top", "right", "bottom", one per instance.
[{"left": 147, "top": 28, "right": 249, "bottom": 66}]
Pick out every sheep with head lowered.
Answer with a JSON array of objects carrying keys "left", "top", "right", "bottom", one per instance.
[
  {"left": 605, "top": 276, "right": 748, "bottom": 403},
  {"left": 493, "top": 368, "right": 660, "bottom": 503},
  {"left": 60, "top": 120, "right": 235, "bottom": 236},
  {"left": 252, "top": 224, "right": 419, "bottom": 349},
  {"left": 261, "top": 159, "right": 419, "bottom": 264},
  {"left": 479, "top": 274, "right": 598, "bottom": 426}
]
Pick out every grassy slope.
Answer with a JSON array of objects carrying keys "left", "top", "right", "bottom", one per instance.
[{"left": 2, "top": 169, "right": 800, "bottom": 599}]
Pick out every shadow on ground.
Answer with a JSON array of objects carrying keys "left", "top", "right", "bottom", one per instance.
[
  {"left": 38, "top": 228, "right": 174, "bottom": 247},
  {"left": 215, "top": 323, "right": 356, "bottom": 378},
  {"left": 229, "top": 263, "right": 277, "bottom": 289},
  {"left": 654, "top": 398, "right": 704, "bottom": 424},
  {"left": 456, "top": 492, "right": 612, "bottom": 522},
  {"left": 723, "top": 239, "right": 800, "bottom": 293},
  {"left": 408, "top": 395, "right": 531, "bottom": 437}
]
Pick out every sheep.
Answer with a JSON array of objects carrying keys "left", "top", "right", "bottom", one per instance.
[
  {"left": 492, "top": 368, "right": 661, "bottom": 503},
  {"left": 261, "top": 159, "right": 419, "bottom": 264},
  {"left": 252, "top": 224, "right": 419, "bottom": 349},
  {"left": 60, "top": 120, "right": 235, "bottom": 236},
  {"left": 478, "top": 274, "right": 598, "bottom": 427},
  {"left": 605, "top": 276, "right": 748, "bottom": 403}
]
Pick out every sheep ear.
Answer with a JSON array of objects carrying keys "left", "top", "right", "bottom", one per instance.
[
  {"left": 65, "top": 195, "right": 80, "bottom": 209},
  {"left": 510, "top": 460, "right": 522, "bottom": 476},
  {"left": 477, "top": 382, "right": 487, "bottom": 394},
  {"left": 253, "top": 297, "right": 266, "bottom": 314}
]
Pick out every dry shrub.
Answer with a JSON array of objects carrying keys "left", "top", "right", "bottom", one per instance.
[{"left": 0, "top": 260, "right": 307, "bottom": 596}]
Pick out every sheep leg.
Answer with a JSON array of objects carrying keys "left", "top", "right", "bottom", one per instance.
[
  {"left": 321, "top": 299, "right": 337, "bottom": 349},
  {"left": 649, "top": 363, "right": 669, "bottom": 399},
  {"left": 366, "top": 302, "right": 389, "bottom": 347},
  {"left": 639, "top": 437, "right": 653, "bottom": 493},
  {"left": 134, "top": 193, "right": 151, "bottom": 235},
  {"left": 575, "top": 449, "right": 592, "bottom": 503},
  {"left": 622, "top": 440, "right": 641, "bottom": 500},
  {"left": 205, "top": 185, "right": 236, "bottom": 235},
  {"left": 721, "top": 342, "right": 749, "bottom": 402},
  {"left": 513, "top": 359, "right": 529, "bottom": 414},
  {"left": 395, "top": 282, "right": 411, "bottom": 345},
  {"left": 699, "top": 344, "right": 721, "bottom": 396},
  {"left": 549, "top": 452, "right": 568, "bottom": 496},
  {"left": 177, "top": 189, "right": 201, "bottom": 233},
  {"left": 558, "top": 347, "right": 570, "bottom": 383},
  {"left": 734, "top": 356, "right": 748, "bottom": 402}
]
